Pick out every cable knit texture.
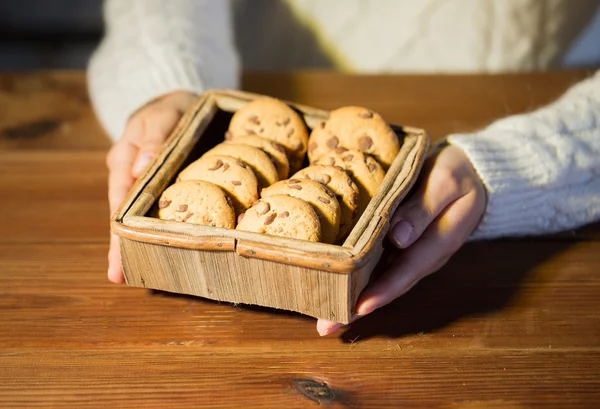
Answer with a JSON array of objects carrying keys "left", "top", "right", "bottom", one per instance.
[
  {"left": 88, "top": 0, "right": 239, "bottom": 139},
  {"left": 448, "top": 71, "right": 600, "bottom": 239},
  {"left": 87, "top": 0, "right": 600, "bottom": 240},
  {"left": 89, "top": 0, "right": 599, "bottom": 139}
]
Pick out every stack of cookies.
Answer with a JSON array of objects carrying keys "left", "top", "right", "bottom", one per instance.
[{"left": 158, "top": 97, "right": 400, "bottom": 244}]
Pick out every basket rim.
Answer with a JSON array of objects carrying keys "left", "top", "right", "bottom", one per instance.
[{"left": 111, "top": 89, "right": 429, "bottom": 274}]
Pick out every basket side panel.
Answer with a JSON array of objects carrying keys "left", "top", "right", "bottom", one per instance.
[
  {"left": 349, "top": 235, "right": 385, "bottom": 316},
  {"left": 120, "top": 239, "right": 352, "bottom": 323}
]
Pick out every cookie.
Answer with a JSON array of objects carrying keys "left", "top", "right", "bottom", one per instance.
[
  {"left": 236, "top": 194, "right": 321, "bottom": 242},
  {"left": 307, "top": 106, "right": 400, "bottom": 169},
  {"left": 203, "top": 143, "right": 279, "bottom": 189},
  {"left": 224, "top": 134, "right": 290, "bottom": 180},
  {"left": 177, "top": 155, "right": 258, "bottom": 214},
  {"left": 292, "top": 165, "right": 360, "bottom": 240},
  {"left": 313, "top": 149, "right": 385, "bottom": 218},
  {"left": 260, "top": 179, "right": 341, "bottom": 244},
  {"left": 157, "top": 180, "right": 235, "bottom": 228},
  {"left": 227, "top": 97, "right": 309, "bottom": 173}
]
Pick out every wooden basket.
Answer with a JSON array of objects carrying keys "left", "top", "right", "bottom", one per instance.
[{"left": 111, "top": 89, "right": 429, "bottom": 324}]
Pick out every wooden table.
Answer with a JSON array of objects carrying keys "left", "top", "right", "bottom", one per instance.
[{"left": 1, "top": 70, "right": 599, "bottom": 408}]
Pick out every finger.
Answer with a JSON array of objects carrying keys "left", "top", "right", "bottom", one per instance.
[
  {"left": 316, "top": 319, "right": 344, "bottom": 336},
  {"left": 106, "top": 139, "right": 138, "bottom": 284},
  {"left": 357, "top": 192, "right": 479, "bottom": 316},
  {"left": 107, "top": 139, "right": 138, "bottom": 217},
  {"left": 131, "top": 109, "right": 182, "bottom": 178},
  {"left": 315, "top": 250, "right": 449, "bottom": 336},
  {"left": 389, "top": 166, "right": 464, "bottom": 249},
  {"left": 108, "top": 232, "right": 125, "bottom": 284}
]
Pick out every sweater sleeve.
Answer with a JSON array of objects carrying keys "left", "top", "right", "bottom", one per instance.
[
  {"left": 87, "top": 0, "right": 240, "bottom": 141},
  {"left": 447, "top": 70, "right": 600, "bottom": 240}
]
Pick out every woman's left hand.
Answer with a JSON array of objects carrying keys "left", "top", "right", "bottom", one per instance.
[{"left": 316, "top": 144, "right": 488, "bottom": 336}]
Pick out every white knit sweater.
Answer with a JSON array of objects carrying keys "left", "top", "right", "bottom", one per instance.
[{"left": 87, "top": 0, "right": 600, "bottom": 239}]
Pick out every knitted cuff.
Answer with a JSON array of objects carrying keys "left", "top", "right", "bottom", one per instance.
[
  {"left": 88, "top": 50, "right": 208, "bottom": 141},
  {"left": 447, "top": 129, "right": 556, "bottom": 240}
]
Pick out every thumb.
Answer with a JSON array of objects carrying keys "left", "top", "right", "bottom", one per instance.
[
  {"left": 131, "top": 151, "right": 155, "bottom": 178},
  {"left": 389, "top": 166, "right": 463, "bottom": 249},
  {"left": 130, "top": 108, "right": 183, "bottom": 178},
  {"left": 129, "top": 91, "right": 198, "bottom": 178}
]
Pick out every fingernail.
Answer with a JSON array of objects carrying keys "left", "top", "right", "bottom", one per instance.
[
  {"left": 132, "top": 152, "right": 154, "bottom": 176},
  {"left": 356, "top": 304, "right": 375, "bottom": 316},
  {"left": 391, "top": 219, "right": 413, "bottom": 247},
  {"left": 318, "top": 323, "right": 343, "bottom": 336}
]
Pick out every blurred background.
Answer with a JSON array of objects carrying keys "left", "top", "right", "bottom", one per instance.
[
  {"left": 1, "top": 0, "right": 600, "bottom": 71},
  {"left": 0, "top": 0, "right": 102, "bottom": 70}
]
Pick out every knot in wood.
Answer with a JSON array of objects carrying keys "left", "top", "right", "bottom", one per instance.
[{"left": 292, "top": 378, "right": 334, "bottom": 404}]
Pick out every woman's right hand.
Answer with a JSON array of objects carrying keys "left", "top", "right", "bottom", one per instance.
[{"left": 106, "top": 91, "right": 198, "bottom": 284}]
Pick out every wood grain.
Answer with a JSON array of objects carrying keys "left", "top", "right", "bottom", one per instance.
[
  {"left": 242, "top": 70, "right": 595, "bottom": 143},
  {"left": 0, "top": 70, "right": 599, "bottom": 408},
  {"left": 0, "top": 151, "right": 108, "bottom": 243},
  {"left": 2, "top": 350, "right": 599, "bottom": 408},
  {"left": 0, "top": 72, "right": 110, "bottom": 151},
  {"left": 1, "top": 241, "right": 599, "bottom": 407}
]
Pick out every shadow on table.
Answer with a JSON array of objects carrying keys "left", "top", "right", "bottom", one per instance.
[
  {"left": 337, "top": 237, "right": 576, "bottom": 343},
  {"left": 149, "top": 288, "right": 315, "bottom": 322},
  {"left": 149, "top": 234, "right": 581, "bottom": 340}
]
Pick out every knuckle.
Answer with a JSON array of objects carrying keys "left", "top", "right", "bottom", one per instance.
[
  {"left": 146, "top": 107, "right": 180, "bottom": 125},
  {"left": 432, "top": 165, "right": 456, "bottom": 182},
  {"left": 140, "top": 139, "right": 165, "bottom": 154},
  {"left": 463, "top": 189, "right": 487, "bottom": 214},
  {"left": 161, "top": 109, "right": 181, "bottom": 123},
  {"left": 122, "top": 115, "right": 144, "bottom": 142},
  {"left": 446, "top": 177, "right": 462, "bottom": 196},
  {"left": 407, "top": 202, "right": 431, "bottom": 225},
  {"left": 140, "top": 112, "right": 179, "bottom": 144},
  {"left": 434, "top": 166, "right": 461, "bottom": 192},
  {"left": 390, "top": 205, "right": 408, "bottom": 225}
]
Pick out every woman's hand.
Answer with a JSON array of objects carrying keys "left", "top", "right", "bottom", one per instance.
[
  {"left": 316, "top": 144, "right": 488, "bottom": 336},
  {"left": 106, "top": 91, "right": 197, "bottom": 284}
]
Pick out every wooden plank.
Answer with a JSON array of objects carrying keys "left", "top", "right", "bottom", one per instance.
[
  {"left": 1, "top": 71, "right": 600, "bottom": 408},
  {"left": 1, "top": 350, "right": 599, "bottom": 408},
  {"left": 0, "top": 232, "right": 599, "bottom": 409},
  {"left": 0, "top": 151, "right": 108, "bottom": 242},
  {"left": 3, "top": 148, "right": 597, "bottom": 243},
  {"left": 0, "top": 72, "right": 111, "bottom": 151},
  {"left": 0, "top": 242, "right": 598, "bottom": 351},
  {"left": 1, "top": 70, "right": 593, "bottom": 151},
  {"left": 242, "top": 70, "right": 595, "bottom": 143}
]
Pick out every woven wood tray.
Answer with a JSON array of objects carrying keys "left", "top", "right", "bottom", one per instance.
[{"left": 111, "top": 89, "right": 429, "bottom": 323}]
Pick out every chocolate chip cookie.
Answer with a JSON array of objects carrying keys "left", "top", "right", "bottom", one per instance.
[
  {"left": 313, "top": 149, "right": 385, "bottom": 218},
  {"left": 203, "top": 143, "right": 279, "bottom": 189},
  {"left": 307, "top": 106, "right": 400, "bottom": 169},
  {"left": 227, "top": 97, "right": 309, "bottom": 173},
  {"left": 177, "top": 155, "right": 258, "bottom": 214},
  {"left": 236, "top": 194, "right": 321, "bottom": 242},
  {"left": 224, "top": 134, "right": 290, "bottom": 180},
  {"left": 157, "top": 180, "right": 235, "bottom": 228},
  {"left": 260, "top": 178, "right": 341, "bottom": 244},
  {"left": 292, "top": 165, "right": 360, "bottom": 240}
]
